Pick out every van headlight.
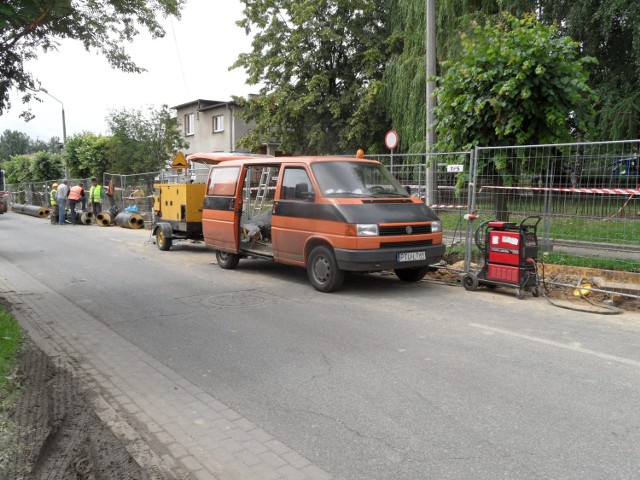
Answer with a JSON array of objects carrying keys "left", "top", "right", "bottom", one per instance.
[
  {"left": 356, "top": 224, "right": 379, "bottom": 236},
  {"left": 431, "top": 220, "right": 442, "bottom": 233}
]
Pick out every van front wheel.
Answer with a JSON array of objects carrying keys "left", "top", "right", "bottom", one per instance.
[
  {"left": 307, "top": 246, "right": 344, "bottom": 292},
  {"left": 394, "top": 266, "right": 430, "bottom": 282},
  {"left": 216, "top": 250, "right": 240, "bottom": 269}
]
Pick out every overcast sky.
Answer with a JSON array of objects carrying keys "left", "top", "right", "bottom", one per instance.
[{"left": 0, "top": 0, "right": 257, "bottom": 141}]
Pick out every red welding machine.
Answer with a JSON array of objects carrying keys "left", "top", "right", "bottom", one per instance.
[{"left": 464, "top": 216, "right": 540, "bottom": 299}]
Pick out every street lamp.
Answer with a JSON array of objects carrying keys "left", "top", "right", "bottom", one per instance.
[{"left": 40, "top": 87, "right": 69, "bottom": 178}]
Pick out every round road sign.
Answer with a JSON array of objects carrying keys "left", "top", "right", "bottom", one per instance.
[{"left": 385, "top": 130, "right": 399, "bottom": 150}]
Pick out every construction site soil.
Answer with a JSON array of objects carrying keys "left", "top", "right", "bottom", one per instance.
[{"left": 0, "top": 341, "right": 150, "bottom": 480}]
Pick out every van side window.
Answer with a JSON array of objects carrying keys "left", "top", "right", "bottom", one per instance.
[
  {"left": 207, "top": 167, "right": 240, "bottom": 196},
  {"left": 281, "top": 168, "right": 314, "bottom": 200}
]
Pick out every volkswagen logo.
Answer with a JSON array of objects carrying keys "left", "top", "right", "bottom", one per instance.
[{"left": 406, "top": 226, "right": 413, "bottom": 234}]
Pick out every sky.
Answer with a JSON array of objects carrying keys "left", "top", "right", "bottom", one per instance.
[{"left": 0, "top": 0, "right": 257, "bottom": 142}]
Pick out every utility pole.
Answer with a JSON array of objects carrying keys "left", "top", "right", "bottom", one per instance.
[
  {"left": 40, "top": 88, "right": 69, "bottom": 179},
  {"left": 425, "top": 0, "right": 437, "bottom": 206}
]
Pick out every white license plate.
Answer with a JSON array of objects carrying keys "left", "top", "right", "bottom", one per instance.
[{"left": 397, "top": 251, "right": 426, "bottom": 262}]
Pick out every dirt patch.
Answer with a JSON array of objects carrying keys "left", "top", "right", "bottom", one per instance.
[
  {"left": 0, "top": 342, "right": 150, "bottom": 479},
  {"left": 426, "top": 261, "right": 640, "bottom": 312}
]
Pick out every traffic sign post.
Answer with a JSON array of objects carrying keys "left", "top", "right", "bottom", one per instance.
[{"left": 385, "top": 130, "right": 399, "bottom": 169}]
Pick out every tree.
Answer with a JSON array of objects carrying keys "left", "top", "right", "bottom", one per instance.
[
  {"left": 533, "top": 0, "right": 640, "bottom": 140},
  {"left": 2, "top": 154, "right": 32, "bottom": 184},
  {"left": 63, "top": 132, "right": 111, "bottom": 179},
  {"left": 382, "top": 0, "right": 499, "bottom": 153},
  {"left": 106, "top": 105, "right": 188, "bottom": 174},
  {"left": 433, "top": 13, "right": 597, "bottom": 219},
  {"left": 0, "top": 0, "right": 183, "bottom": 116},
  {"left": 233, "top": 0, "right": 392, "bottom": 155},
  {"left": 0, "top": 129, "right": 31, "bottom": 162},
  {"left": 29, "top": 151, "right": 64, "bottom": 181},
  {"left": 434, "top": 13, "right": 597, "bottom": 152}
]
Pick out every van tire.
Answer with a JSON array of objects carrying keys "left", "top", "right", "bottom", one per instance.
[
  {"left": 307, "top": 246, "right": 344, "bottom": 292},
  {"left": 394, "top": 266, "right": 430, "bottom": 282},
  {"left": 216, "top": 250, "right": 240, "bottom": 269}
]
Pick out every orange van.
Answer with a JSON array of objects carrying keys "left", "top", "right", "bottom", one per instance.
[{"left": 203, "top": 156, "right": 445, "bottom": 292}]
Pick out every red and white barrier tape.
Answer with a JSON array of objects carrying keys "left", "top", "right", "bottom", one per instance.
[
  {"left": 480, "top": 186, "right": 640, "bottom": 195},
  {"left": 428, "top": 204, "right": 468, "bottom": 209}
]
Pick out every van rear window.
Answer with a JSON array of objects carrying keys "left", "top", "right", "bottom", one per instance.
[{"left": 207, "top": 167, "right": 240, "bottom": 196}]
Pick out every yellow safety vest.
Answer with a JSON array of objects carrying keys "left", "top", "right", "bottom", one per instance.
[
  {"left": 50, "top": 190, "right": 57, "bottom": 206},
  {"left": 90, "top": 185, "right": 103, "bottom": 203}
]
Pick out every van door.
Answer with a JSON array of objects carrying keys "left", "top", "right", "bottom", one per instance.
[
  {"left": 272, "top": 166, "right": 316, "bottom": 264},
  {"left": 202, "top": 166, "right": 242, "bottom": 253}
]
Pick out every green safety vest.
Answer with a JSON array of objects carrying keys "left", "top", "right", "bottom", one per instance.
[
  {"left": 50, "top": 189, "right": 57, "bottom": 206},
  {"left": 90, "top": 185, "right": 103, "bottom": 203}
]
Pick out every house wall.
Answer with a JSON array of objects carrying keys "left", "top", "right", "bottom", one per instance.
[{"left": 175, "top": 103, "right": 254, "bottom": 154}]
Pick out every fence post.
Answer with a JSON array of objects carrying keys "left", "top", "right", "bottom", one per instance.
[
  {"left": 541, "top": 156, "right": 553, "bottom": 252},
  {"left": 464, "top": 148, "right": 478, "bottom": 273}
]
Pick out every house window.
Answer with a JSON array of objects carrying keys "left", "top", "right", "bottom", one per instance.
[
  {"left": 213, "top": 115, "right": 224, "bottom": 133},
  {"left": 184, "top": 113, "right": 195, "bottom": 136}
]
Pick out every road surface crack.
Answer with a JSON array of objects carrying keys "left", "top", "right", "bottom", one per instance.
[
  {"left": 298, "top": 351, "right": 333, "bottom": 387},
  {"left": 303, "top": 409, "right": 398, "bottom": 451}
]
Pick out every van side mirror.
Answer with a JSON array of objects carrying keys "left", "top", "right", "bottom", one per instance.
[
  {"left": 404, "top": 185, "right": 412, "bottom": 195},
  {"left": 294, "top": 183, "right": 315, "bottom": 201},
  {"left": 300, "top": 191, "right": 315, "bottom": 201}
]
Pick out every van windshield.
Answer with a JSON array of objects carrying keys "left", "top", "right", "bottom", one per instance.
[{"left": 311, "top": 161, "right": 410, "bottom": 198}]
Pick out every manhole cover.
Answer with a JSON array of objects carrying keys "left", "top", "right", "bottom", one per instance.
[{"left": 201, "top": 292, "right": 266, "bottom": 307}]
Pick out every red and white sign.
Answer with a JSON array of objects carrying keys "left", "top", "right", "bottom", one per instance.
[{"left": 385, "top": 130, "right": 399, "bottom": 150}]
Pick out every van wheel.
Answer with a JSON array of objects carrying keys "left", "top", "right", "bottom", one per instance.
[
  {"left": 155, "top": 225, "right": 172, "bottom": 251},
  {"left": 307, "top": 246, "right": 344, "bottom": 292},
  {"left": 394, "top": 266, "right": 430, "bottom": 282},
  {"left": 216, "top": 250, "right": 240, "bottom": 269}
]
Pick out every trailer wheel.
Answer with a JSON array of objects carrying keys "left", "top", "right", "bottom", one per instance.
[
  {"left": 155, "top": 224, "right": 172, "bottom": 251},
  {"left": 531, "top": 286, "right": 540, "bottom": 297},
  {"left": 307, "top": 246, "right": 344, "bottom": 293},
  {"left": 394, "top": 266, "right": 430, "bottom": 282},
  {"left": 216, "top": 250, "right": 240, "bottom": 269},
  {"left": 463, "top": 273, "right": 479, "bottom": 291}
]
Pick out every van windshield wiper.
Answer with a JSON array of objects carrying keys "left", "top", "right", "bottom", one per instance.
[
  {"left": 369, "top": 192, "right": 408, "bottom": 198},
  {"left": 324, "top": 192, "right": 365, "bottom": 197}
]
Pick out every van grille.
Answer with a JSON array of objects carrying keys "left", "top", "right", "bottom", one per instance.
[
  {"left": 379, "top": 224, "right": 432, "bottom": 236},
  {"left": 380, "top": 239, "right": 433, "bottom": 249}
]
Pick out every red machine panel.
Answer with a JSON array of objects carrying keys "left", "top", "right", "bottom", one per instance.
[
  {"left": 487, "top": 264, "right": 520, "bottom": 283},
  {"left": 488, "top": 231, "right": 521, "bottom": 266}
]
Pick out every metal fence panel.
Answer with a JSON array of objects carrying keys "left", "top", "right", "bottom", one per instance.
[
  {"left": 103, "top": 172, "right": 158, "bottom": 224},
  {"left": 467, "top": 140, "right": 640, "bottom": 298},
  {"left": 369, "top": 152, "right": 472, "bottom": 271}
]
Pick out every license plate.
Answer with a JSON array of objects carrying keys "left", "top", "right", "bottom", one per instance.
[{"left": 397, "top": 251, "right": 426, "bottom": 262}]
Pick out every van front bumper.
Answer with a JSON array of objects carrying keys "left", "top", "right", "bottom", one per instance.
[{"left": 334, "top": 243, "right": 446, "bottom": 271}]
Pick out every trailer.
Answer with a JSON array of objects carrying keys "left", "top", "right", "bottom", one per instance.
[{"left": 152, "top": 152, "right": 268, "bottom": 250}]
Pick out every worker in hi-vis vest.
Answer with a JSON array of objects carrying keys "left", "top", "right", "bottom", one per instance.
[
  {"left": 68, "top": 182, "right": 85, "bottom": 225},
  {"left": 89, "top": 177, "right": 104, "bottom": 214},
  {"left": 50, "top": 182, "right": 59, "bottom": 225}
]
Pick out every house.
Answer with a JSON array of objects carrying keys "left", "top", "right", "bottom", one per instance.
[{"left": 172, "top": 99, "right": 254, "bottom": 155}]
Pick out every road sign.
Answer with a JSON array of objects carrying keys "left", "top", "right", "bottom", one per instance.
[
  {"left": 385, "top": 130, "right": 399, "bottom": 150},
  {"left": 171, "top": 151, "right": 188, "bottom": 169}
]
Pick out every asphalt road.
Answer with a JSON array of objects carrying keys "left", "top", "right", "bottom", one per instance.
[{"left": 2, "top": 212, "right": 640, "bottom": 479}]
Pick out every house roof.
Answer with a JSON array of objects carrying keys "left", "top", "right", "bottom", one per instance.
[{"left": 171, "top": 99, "right": 240, "bottom": 111}]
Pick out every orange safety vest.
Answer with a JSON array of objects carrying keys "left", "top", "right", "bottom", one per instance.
[{"left": 68, "top": 186, "right": 83, "bottom": 201}]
